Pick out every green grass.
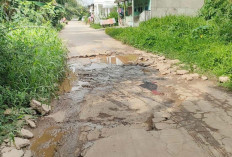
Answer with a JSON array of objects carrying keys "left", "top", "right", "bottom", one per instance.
[
  {"left": 90, "top": 23, "right": 103, "bottom": 29},
  {"left": 0, "top": 23, "right": 67, "bottom": 143},
  {"left": 106, "top": 16, "right": 232, "bottom": 89},
  {"left": 90, "top": 23, "right": 117, "bottom": 29}
]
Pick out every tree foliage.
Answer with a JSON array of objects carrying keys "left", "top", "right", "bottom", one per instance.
[{"left": 0, "top": 0, "right": 85, "bottom": 25}]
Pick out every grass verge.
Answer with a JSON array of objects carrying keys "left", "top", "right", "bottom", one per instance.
[
  {"left": 90, "top": 23, "right": 103, "bottom": 29},
  {"left": 0, "top": 23, "right": 67, "bottom": 143},
  {"left": 105, "top": 16, "right": 232, "bottom": 89}
]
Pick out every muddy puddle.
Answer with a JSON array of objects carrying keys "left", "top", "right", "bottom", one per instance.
[
  {"left": 58, "top": 72, "right": 78, "bottom": 94},
  {"left": 30, "top": 126, "right": 66, "bottom": 157},
  {"left": 86, "top": 54, "right": 139, "bottom": 66},
  {"left": 98, "top": 54, "right": 139, "bottom": 65}
]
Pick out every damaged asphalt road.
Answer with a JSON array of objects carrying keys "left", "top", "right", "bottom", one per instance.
[{"left": 29, "top": 21, "right": 232, "bottom": 157}]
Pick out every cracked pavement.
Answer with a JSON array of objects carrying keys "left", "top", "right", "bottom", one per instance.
[{"left": 29, "top": 21, "right": 232, "bottom": 157}]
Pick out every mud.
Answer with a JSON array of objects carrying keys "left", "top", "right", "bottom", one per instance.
[
  {"left": 58, "top": 72, "right": 77, "bottom": 94},
  {"left": 30, "top": 126, "right": 65, "bottom": 157}
]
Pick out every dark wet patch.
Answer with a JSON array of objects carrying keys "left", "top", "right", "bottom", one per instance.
[
  {"left": 145, "top": 114, "right": 155, "bottom": 131},
  {"left": 172, "top": 107, "right": 230, "bottom": 157},
  {"left": 108, "top": 99, "right": 123, "bottom": 107},
  {"left": 142, "top": 69, "right": 152, "bottom": 75},
  {"left": 140, "top": 81, "right": 158, "bottom": 91},
  {"left": 98, "top": 113, "right": 112, "bottom": 118},
  {"left": 112, "top": 117, "right": 128, "bottom": 125},
  {"left": 154, "top": 77, "right": 166, "bottom": 81},
  {"left": 109, "top": 107, "right": 119, "bottom": 111},
  {"left": 112, "top": 117, "right": 125, "bottom": 121}
]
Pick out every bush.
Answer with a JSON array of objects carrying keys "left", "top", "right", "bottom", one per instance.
[
  {"left": 0, "top": 0, "right": 65, "bottom": 28},
  {"left": 106, "top": 16, "right": 232, "bottom": 89},
  {"left": 0, "top": 22, "right": 66, "bottom": 142},
  {"left": 0, "top": 23, "right": 66, "bottom": 105},
  {"left": 200, "top": 0, "right": 232, "bottom": 42},
  {"left": 107, "top": 7, "right": 119, "bottom": 24}
]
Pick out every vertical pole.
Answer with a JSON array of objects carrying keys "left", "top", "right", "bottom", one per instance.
[
  {"left": 124, "top": 1, "right": 126, "bottom": 18},
  {"left": 150, "top": 0, "right": 152, "bottom": 19},
  {"left": 132, "top": 0, "right": 134, "bottom": 27},
  {"left": 93, "top": 4, "right": 95, "bottom": 23},
  {"left": 97, "top": 4, "right": 99, "bottom": 23},
  {"left": 124, "top": 1, "right": 126, "bottom": 25},
  {"left": 117, "top": 3, "right": 120, "bottom": 26}
]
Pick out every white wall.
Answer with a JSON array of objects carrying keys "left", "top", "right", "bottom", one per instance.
[
  {"left": 94, "top": 0, "right": 116, "bottom": 23},
  {"left": 151, "top": 0, "right": 204, "bottom": 17}
]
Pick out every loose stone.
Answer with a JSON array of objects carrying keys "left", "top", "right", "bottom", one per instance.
[
  {"left": 19, "top": 129, "right": 34, "bottom": 139},
  {"left": 219, "top": 76, "right": 230, "bottom": 83},
  {"left": 26, "top": 119, "right": 36, "bottom": 128},
  {"left": 176, "top": 70, "right": 189, "bottom": 75},
  {"left": 201, "top": 76, "right": 208, "bottom": 81},
  {"left": 23, "top": 150, "right": 32, "bottom": 157},
  {"left": 30, "top": 99, "right": 51, "bottom": 115},
  {"left": 12, "top": 137, "right": 30, "bottom": 149},
  {"left": 2, "top": 148, "right": 24, "bottom": 157}
]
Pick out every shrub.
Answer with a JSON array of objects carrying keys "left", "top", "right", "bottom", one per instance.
[
  {"left": 200, "top": 0, "right": 232, "bottom": 42},
  {"left": 0, "top": 23, "right": 66, "bottom": 105},
  {"left": 0, "top": 22, "right": 67, "bottom": 142},
  {"left": 107, "top": 7, "right": 119, "bottom": 24}
]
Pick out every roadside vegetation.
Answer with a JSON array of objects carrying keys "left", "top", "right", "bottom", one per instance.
[
  {"left": 90, "top": 23, "right": 103, "bottom": 29},
  {"left": 106, "top": 0, "right": 232, "bottom": 89},
  {"left": 0, "top": 0, "right": 83, "bottom": 143}
]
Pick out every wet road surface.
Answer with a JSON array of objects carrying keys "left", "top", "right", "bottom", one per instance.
[{"left": 30, "top": 21, "right": 232, "bottom": 157}]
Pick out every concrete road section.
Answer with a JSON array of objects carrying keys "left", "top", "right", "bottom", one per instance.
[{"left": 29, "top": 21, "right": 232, "bottom": 157}]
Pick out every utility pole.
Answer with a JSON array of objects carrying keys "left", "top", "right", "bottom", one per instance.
[
  {"left": 132, "top": 0, "right": 134, "bottom": 27},
  {"left": 124, "top": 1, "right": 126, "bottom": 19}
]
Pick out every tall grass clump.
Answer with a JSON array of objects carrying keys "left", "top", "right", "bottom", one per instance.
[
  {"left": 0, "top": 22, "right": 67, "bottom": 142},
  {"left": 106, "top": 6, "right": 232, "bottom": 89},
  {"left": 200, "top": 0, "right": 232, "bottom": 42},
  {"left": 0, "top": 0, "right": 81, "bottom": 144}
]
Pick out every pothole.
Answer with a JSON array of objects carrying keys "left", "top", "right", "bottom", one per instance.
[{"left": 97, "top": 54, "right": 139, "bottom": 65}]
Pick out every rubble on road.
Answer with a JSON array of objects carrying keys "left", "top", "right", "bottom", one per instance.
[
  {"left": 219, "top": 76, "right": 230, "bottom": 83},
  {"left": 26, "top": 119, "right": 36, "bottom": 128},
  {"left": 176, "top": 70, "right": 189, "bottom": 75},
  {"left": 19, "top": 129, "right": 34, "bottom": 139},
  {"left": 30, "top": 99, "right": 51, "bottom": 115},
  {"left": 12, "top": 137, "right": 30, "bottom": 149},
  {"left": 1, "top": 148, "right": 24, "bottom": 157},
  {"left": 201, "top": 76, "right": 208, "bottom": 81}
]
